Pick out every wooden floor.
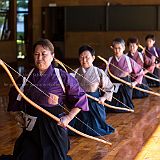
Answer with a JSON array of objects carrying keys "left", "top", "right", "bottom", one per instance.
[
  {"left": 0, "top": 71, "right": 160, "bottom": 160},
  {"left": 135, "top": 124, "right": 160, "bottom": 160}
]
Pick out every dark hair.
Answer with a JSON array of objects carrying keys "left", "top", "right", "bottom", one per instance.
[
  {"left": 145, "top": 34, "right": 155, "bottom": 41},
  {"left": 33, "top": 38, "right": 54, "bottom": 54},
  {"left": 127, "top": 37, "right": 139, "bottom": 46},
  {"left": 112, "top": 38, "right": 125, "bottom": 47},
  {"left": 78, "top": 45, "right": 95, "bottom": 56}
]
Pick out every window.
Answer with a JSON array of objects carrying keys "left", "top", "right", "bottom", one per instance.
[
  {"left": 0, "top": 0, "right": 10, "bottom": 40},
  {"left": 17, "top": 0, "right": 29, "bottom": 59}
]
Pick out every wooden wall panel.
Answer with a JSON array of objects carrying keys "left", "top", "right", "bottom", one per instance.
[
  {"left": 35, "top": 1, "right": 160, "bottom": 59},
  {"left": 32, "top": 1, "right": 42, "bottom": 43},
  {"left": 65, "top": 31, "right": 160, "bottom": 59},
  {"left": 0, "top": 41, "right": 17, "bottom": 63},
  {"left": 0, "top": 0, "right": 17, "bottom": 63},
  {"left": 42, "top": 0, "right": 160, "bottom": 6}
]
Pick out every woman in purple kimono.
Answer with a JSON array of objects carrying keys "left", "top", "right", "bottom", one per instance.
[
  {"left": 105, "top": 38, "right": 143, "bottom": 112},
  {"left": 126, "top": 37, "right": 154, "bottom": 98},
  {"left": 69, "top": 45, "right": 115, "bottom": 136},
  {"left": 7, "top": 39, "right": 89, "bottom": 160},
  {"left": 145, "top": 34, "right": 160, "bottom": 87}
]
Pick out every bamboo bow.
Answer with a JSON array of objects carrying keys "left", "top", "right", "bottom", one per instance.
[
  {"left": 139, "top": 44, "right": 160, "bottom": 65},
  {"left": 98, "top": 56, "right": 160, "bottom": 97},
  {"left": 54, "top": 58, "right": 133, "bottom": 112},
  {"left": 55, "top": 58, "right": 68, "bottom": 72},
  {"left": 0, "top": 59, "right": 111, "bottom": 145},
  {"left": 86, "top": 94, "right": 134, "bottom": 112},
  {"left": 138, "top": 44, "right": 160, "bottom": 82},
  {"left": 144, "top": 74, "right": 160, "bottom": 82}
]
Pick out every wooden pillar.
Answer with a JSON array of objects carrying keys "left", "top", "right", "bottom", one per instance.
[{"left": 8, "top": 0, "right": 16, "bottom": 40}]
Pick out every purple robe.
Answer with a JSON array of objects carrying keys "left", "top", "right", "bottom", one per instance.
[
  {"left": 8, "top": 65, "right": 89, "bottom": 112},
  {"left": 145, "top": 47, "right": 160, "bottom": 86},
  {"left": 145, "top": 46, "right": 160, "bottom": 59},
  {"left": 108, "top": 55, "right": 143, "bottom": 84},
  {"left": 127, "top": 52, "right": 151, "bottom": 98},
  {"left": 9, "top": 65, "right": 89, "bottom": 160},
  {"left": 127, "top": 51, "right": 154, "bottom": 73}
]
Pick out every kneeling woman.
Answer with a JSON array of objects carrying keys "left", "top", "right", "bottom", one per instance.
[
  {"left": 105, "top": 38, "right": 143, "bottom": 112},
  {"left": 126, "top": 37, "right": 154, "bottom": 98},
  {"left": 69, "top": 45, "right": 115, "bottom": 136},
  {"left": 7, "top": 39, "right": 89, "bottom": 160}
]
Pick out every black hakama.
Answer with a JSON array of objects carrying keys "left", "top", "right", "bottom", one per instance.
[
  {"left": 132, "top": 77, "right": 149, "bottom": 99},
  {"left": 13, "top": 107, "right": 71, "bottom": 160},
  {"left": 69, "top": 90, "right": 114, "bottom": 136},
  {"left": 107, "top": 76, "right": 134, "bottom": 112}
]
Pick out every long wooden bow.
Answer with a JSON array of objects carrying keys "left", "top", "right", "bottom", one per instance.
[
  {"left": 98, "top": 56, "right": 160, "bottom": 97},
  {"left": 111, "top": 45, "right": 160, "bottom": 84},
  {"left": 138, "top": 44, "right": 160, "bottom": 82},
  {"left": 86, "top": 94, "right": 134, "bottom": 112},
  {"left": 144, "top": 74, "right": 160, "bottom": 82},
  {"left": 55, "top": 58, "right": 68, "bottom": 72},
  {"left": 139, "top": 44, "right": 160, "bottom": 65},
  {"left": 0, "top": 59, "right": 111, "bottom": 145},
  {"left": 54, "top": 58, "right": 133, "bottom": 112}
]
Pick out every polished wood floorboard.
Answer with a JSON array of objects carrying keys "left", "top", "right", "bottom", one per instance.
[
  {"left": 135, "top": 125, "right": 160, "bottom": 160},
  {"left": 0, "top": 71, "right": 160, "bottom": 160}
]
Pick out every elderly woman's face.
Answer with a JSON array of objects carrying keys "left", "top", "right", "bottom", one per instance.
[
  {"left": 79, "top": 50, "right": 95, "bottom": 69},
  {"left": 34, "top": 45, "right": 54, "bottom": 73},
  {"left": 113, "top": 43, "right": 125, "bottom": 58},
  {"left": 128, "top": 43, "right": 138, "bottom": 54}
]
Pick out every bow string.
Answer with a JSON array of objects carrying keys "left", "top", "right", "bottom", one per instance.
[
  {"left": 98, "top": 56, "right": 160, "bottom": 97},
  {"left": 54, "top": 58, "right": 134, "bottom": 112},
  {"left": 0, "top": 59, "right": 111, "bottom": 145}
]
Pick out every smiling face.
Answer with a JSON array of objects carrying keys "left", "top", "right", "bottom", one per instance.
[
  {"left": 112, "top": 43, "right": 125, "bottom": 58},
  {"left": 79, "top": 50, "right": 95, "bottom": 69},
  {"left": 34, "top": 45, "right": 54, "bottom": 74}
]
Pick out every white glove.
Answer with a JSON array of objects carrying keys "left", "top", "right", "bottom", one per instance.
[
  {"left": 131, "top": 81, "right": 137, "bottom": 88},
  {"left": 98, "top": 97, "right": 106, "bottom": 105},
  {"left": 57, "top": 115, "right": 71, "bottom": 128}
]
